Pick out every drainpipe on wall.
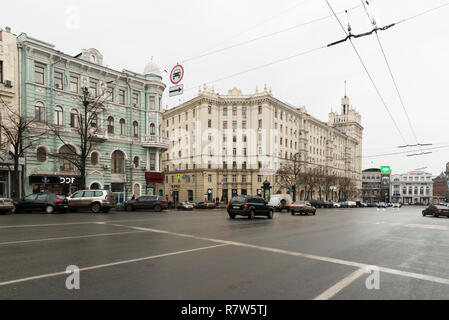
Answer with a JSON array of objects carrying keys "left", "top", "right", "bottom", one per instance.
[
  {"left": 49, "top": 53, "right": 63, "bottom": 174},
  {"left": 125, "top": 76, "right": 133, "bottom": 200}
]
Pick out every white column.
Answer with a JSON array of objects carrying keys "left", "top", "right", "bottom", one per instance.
[
  {"left": 146, "top": 148, "right": 150, "bottom": 170},
  {"left": 156, "top": 149, "right": 160, "bottom": 172}
]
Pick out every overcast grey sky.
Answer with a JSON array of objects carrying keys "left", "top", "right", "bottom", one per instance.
[{"left": 2, "top": 0, "right": 449, "bottom": 176}]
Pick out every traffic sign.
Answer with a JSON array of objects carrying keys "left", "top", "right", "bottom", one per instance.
[
  {"left": 292, "top": 179, "right": 296, "bottom": 185},
  {"left": 169, "top": 84, "right": 184, "bottom": 97},
  {"left": 170, "top": 64, "right": 184, "bottom": 85},
  {"left": 176, "top": 174, "right": 181, "bottom": 179},
  {"left": 172, "top": 184, "right": 179, "bottom": 191}
]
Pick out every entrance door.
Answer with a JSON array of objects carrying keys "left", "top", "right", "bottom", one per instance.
[{"left": 222, "top": 189, "right": 228, "bottom": 203}]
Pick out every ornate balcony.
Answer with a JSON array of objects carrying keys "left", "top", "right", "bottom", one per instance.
[
  {"left": 88, "top": 127, "right": 109, "bottom": 142},
  {"left": 141, "top": 135, "right": 169, "bottom": 150}
]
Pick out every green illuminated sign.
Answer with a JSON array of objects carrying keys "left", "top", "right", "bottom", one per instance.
[{"left": 381, "top": 166, "right": 391, "bottom": 174}]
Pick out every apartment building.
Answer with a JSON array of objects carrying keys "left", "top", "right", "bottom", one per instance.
[
  {"left": 17, "top": 33, "right": 167, "bottom": 201},
  {"left": 162, "top": 86, "right": 363, "bottom": 203},
  {"left": 0, "top": 27, "right": 24, "bottom": 197},
  {"left": 390, "top": 171, "right": 434, "bottom": 204}
]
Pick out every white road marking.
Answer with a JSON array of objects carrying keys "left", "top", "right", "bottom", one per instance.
[
  {"left": 0, "top": 230, "right": 146, "bottom": 246},
  {"left": 404, "top": 224, "right": 449, "bottom": 231},
  {"left": 0, "top": 218, "right": 157, "bottom": 229},
  {"left": 314, "top": 268, "right": 366, "bottom": 300},
  {"left": 109, "top": 223, "right": 449, "bottom": 287},
  {"left": 0, "top": 244, "right": 228, "bottom": 286}
]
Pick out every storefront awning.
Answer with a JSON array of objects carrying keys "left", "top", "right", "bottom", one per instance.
[{"left": 145, "top": 172, "right": 164, "bottom": 184}]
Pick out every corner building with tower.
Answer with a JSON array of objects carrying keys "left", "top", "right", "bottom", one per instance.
[{"left": 162, "top": 85, "right": 363, "bottom": 203}]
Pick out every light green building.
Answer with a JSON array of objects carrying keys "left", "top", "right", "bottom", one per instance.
[{"left": 17, "top": 33, "right": 168, "bottom": 202}]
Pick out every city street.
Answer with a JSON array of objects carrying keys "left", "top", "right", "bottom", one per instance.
[{"left": 1, "top": 205, "right": 449, "bottom": 299}]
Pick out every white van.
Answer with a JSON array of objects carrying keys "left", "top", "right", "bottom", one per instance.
[{"left": 269, "top": 194, "right": 292, "bottom": 212}]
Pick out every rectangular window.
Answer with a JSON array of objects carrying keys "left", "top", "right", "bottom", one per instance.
[
  {"left": 54, "top": 70, "right": 63, "bottom": 89},
  {"left": 107, "top": 87, "right": 114, "bottom": 102},
  {"left": 258, "top": 105, "right": 262, "bottom": 114},
  {"left": 208, "top": 119, "right": 212, "bottom": 128},
  {"left": 242, "top": 107, "right": 246, "bottom": 117},
  {"left": 243, "top": 148, "right": 247, "bottom": 156},
  {"left": 232, "top": 121, "right": 237, "bottom": 129},
  {"left": 232, "top": 106, "right": 237, "bottom": 116},
  {"left": 223, "top": 121, "right": 227, "bottom": 129},
  {"left": 150, "top": 153, "right": 156, "bottom": 171},
  {"left": 69, "top": 75, "right": 78, "bottom": 93},
  {"left": 258, "top": 119, "right": 262, "bottom": 128},
  {"left": 149, "top": 96, "right": 156, "bottom": 109},
  {"left": 242, "top": 121, "right": 246, "bottom": 129},
  {"left": 132, "top": 91, "right": 139, "bottom": 106},
  {"left": 119, "top": 89, "right": 126, "bottom": 105},
  {"left": 34, "top": 64, "right": 45, "bottom": 84},
  {"left": 242, "top": 175, "right": 247, "bottom": 183},
  {"left": 208, "top": 175, "right": 212, "bottom": 183},
  {"left": 89, "top": 80, "right": 97, "bottom": 97},
  {"left": 232, "top": 175, "right": 237, "bottom": 183}
]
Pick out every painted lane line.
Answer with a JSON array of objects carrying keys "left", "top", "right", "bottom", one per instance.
[
  {"left": 314, "top": 268, "right": 366, "bottom": 300},
  {"left": 0, "top": 244, "right": 228, "bottom": 286},
  {"left": 108, "top": 224, "right": 449, "bottom": 287},
  {"left": 404, "top": 224, "right": 449, "bottom": 231},
  {"left": 0, "top": 230, "right": 146, "bottom": 246},
  {"left": 0, "top": 218, "right": 159, "bottom": 229}
]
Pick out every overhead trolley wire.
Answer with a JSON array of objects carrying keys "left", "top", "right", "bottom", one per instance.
[{"left": 324, "top": 0, "right": 408, "bottom": 146}]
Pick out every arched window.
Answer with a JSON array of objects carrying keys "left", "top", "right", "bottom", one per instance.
[
  {"left": 59, "top": 145, "right": 77, "bottom": 172},
  {"left": 149, "top": 123, "right": 155, "bottom": 135},
  {"left": 54, "top": 106, "right": 63, "bottom": 126},
  {"left": 91, "top": 152, "right": 99, "bottom": 165},
  {"left": 70, "top": 109, "right": 79, "bottom": 128},
  {"left": 133, "top": 183, "right": 141, "bottom": 198},
  {"left": 90, "top": 182, "right": 101, "bottom": 190},
  {"left": 133, "top": 156, "right": 139, "bottom": 168},
  {"left": 107, "top": 116, "right": 114, "bottom": 134},
  {"left": 35, "top": 102, "right": 45, "bottom": 122},
  {"left": 36, "top": 147, "right": 47, "bottom": 163},
  {"left": 111, "top": 150, "right": 125, "bottom": 173},
  {"left": 133, "top": 121, "right": 138, "bottom": 138},
  {"left": 119, "top": 119, "right": 126, "bottom": 135}
]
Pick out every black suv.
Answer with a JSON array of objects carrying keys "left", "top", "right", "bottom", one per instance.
[
  {"left": 123, "top": 195, "right": 168, "bottom": 212},
  {"left": 14, "top": 193, "right": 69, "bottom": 214},
  {"left": 227, "top": 195, "right": 274, "bottom": 219}
]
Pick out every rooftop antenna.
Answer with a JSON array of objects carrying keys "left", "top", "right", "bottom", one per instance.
[{"left": 344, "top": 80, "right": 347, "bottom": 97}]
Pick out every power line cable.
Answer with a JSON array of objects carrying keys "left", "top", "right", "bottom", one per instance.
[
  {"left": 361, "top": 0, "right": 421, "bottom": 147},
  {"left": 162, "top": 2, "right": 365, "bottom": 71},
  {"left": 324, "top": 0, "right": 408, "bottom": 146}
]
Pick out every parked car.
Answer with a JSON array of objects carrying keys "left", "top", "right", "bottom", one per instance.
[
  {"left": 392, "top": 203, "right": 402, "bottom": 208},
  {"left": 339, "top": 201, "right": 348, "bottom": 208},
  {"left": 177, "top": 201, "right": 194, "bottom": 210},
  {"left": 124, "top": 195, "right": 168, "bottom": 212},
  {"left": 422, "top": 205, "right": 449, "bottom": 218},
  {"left": 0, "top": 198, "right": 15, "bottom": 214},
  {"left": 355, "top": 201, "right": 366, "bottom": 208},
  {"left": 67, "top": 190, "right": 116, "bottom": 213},
  {"left": 322, "top": 200, "right": 332, "bottom": 208},
  {"left": 195, "top": 201, "right": 216, "bottom": 209},
  {"left": 332, "top": 201, "right": 341, "bottom": 208},
  {"left": 290, "top": 201, "right": 316, "bottom": 215},
  {"left": 14, "top": 193, "right": 68, "bottom": 214},
  {"left": 268, "top": 194, "right": 292, "bottom": 212},
  {"left": 227, "top": 195, "right": 274, "bottom": 219},
  {"left": 377, "top": 202, "right": 387, "bottom": 208},
  {"left": 346, "top": 201, "right": 357, "bottom": 208}
]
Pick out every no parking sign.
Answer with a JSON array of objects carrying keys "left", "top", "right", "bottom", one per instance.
[{"left": 170, "top": 64, "right": 184, "bottom": 85}]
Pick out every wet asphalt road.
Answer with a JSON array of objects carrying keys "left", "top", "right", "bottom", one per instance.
[{"left": 1, "top": 205, "right": 449, "bottom": 299}]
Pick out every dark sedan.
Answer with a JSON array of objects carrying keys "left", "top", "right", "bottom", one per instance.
[
  {"left": 422, "top": 205, "right": 449, "bottom": 218},
  {"left": 14, "top": 193, "right": 68, "bottom": 214},
  {"left": 124, "top": 195, "right": 168, "bottom": 212}
]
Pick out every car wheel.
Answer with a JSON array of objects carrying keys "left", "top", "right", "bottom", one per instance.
[
  {"left": 422, "top": 212, "right": 426, "bottom": 216},
  {"left": 267, "top": 210, "right": 273, "bottom": 219},
  {"left": 91, "top": 203, "right": 101, "bottom": 213},
  {"left": 248, "top": 210, "right": 255, "bottom": 220},
  {"left": 229, "top": 213, "right": 236, "bottom": 219},
  {"left": 45, "top": 205, "right": 54, "bottom": 214},
  {"left": 313, "top": 211, "right": 316, "bottom": 216},
  {"left": 154, "top": 205, "right": 162, "bottom": 212},
  {"left": 10, "top": 205, "right": 16, "bottom": 214},
  {"left": 125, "top": 205, "right": 134, "bottom": 212},
  {"left": 433, "top": 212, "right": 439, "bottom": 218}
]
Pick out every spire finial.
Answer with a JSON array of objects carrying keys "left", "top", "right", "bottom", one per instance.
[{"left": 344, "top": 80, "right": 347, "bottom": 97}]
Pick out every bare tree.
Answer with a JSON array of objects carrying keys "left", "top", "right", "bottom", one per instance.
[
  {"left": 48, "top": 86, "right": 109, "bottom": 190},
  {"left": 275, "top": 153, "right": 303, "bottom": 201},
  {"left": 0, "top": 97, "right": 47, "bottom": 199}
]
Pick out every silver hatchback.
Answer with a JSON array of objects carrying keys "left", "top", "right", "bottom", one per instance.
[{"left": 67, "top": 190, "right": 116, "bottom": 213}]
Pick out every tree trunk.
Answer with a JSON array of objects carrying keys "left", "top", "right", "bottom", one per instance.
[{"left": 11, "top": 157, "right": 20, "bottom": 200}]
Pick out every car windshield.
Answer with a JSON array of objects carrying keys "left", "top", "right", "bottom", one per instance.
[{"left": 231, "top": 196, "right": 246, "bottom": 203}]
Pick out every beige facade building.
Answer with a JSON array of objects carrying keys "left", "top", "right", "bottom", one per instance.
[
  {"left": 0, "top": 27, "right": 22, "bottom": 198},
  {"left": 162, "top": 85, "right": 362, "bottom": 203}
]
